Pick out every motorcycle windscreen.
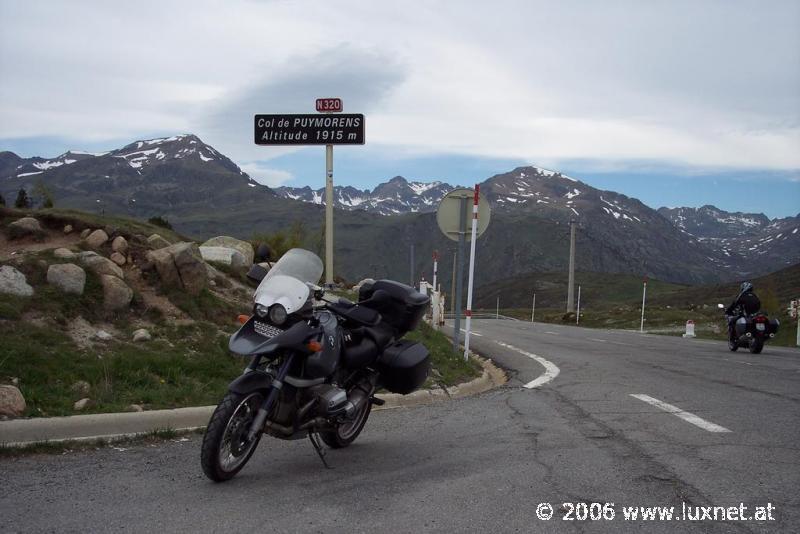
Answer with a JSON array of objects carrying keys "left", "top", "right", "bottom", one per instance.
[{"left": 252, "top": 249, "right": 324, "bottom": 313}]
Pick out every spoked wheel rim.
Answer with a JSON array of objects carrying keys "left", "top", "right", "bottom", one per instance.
[
  {"left": 336, "top": 399, "right": 370, "bottom": 441},
  {"left": 218, "top": 392, "right": 262, "bottom": 472}
]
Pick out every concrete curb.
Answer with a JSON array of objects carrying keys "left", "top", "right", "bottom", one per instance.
[{"left": 0, "top": 355, "right": 506, "bottom": 447}]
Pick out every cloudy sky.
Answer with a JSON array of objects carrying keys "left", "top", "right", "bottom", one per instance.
[{"left": 1, "top": 0, "right": 798, "bottom": 216}]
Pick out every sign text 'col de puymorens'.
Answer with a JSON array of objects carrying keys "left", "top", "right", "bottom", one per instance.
[{"left": 254, "top": 114, "right": 365, "bottom": 145}]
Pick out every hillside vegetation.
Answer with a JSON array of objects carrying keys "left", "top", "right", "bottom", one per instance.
[{"left": 0, "top": 207, "right": 477, "bottom": 418}]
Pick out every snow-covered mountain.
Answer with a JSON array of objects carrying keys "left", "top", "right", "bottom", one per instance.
[
  {"left": 275, "top": 176, "right": 454, "bottom": 215},
  {"left": 658, "top": 205, "right": 800, "bottom": 274}
]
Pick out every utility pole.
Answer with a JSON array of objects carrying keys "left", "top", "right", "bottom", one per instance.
[
  {"left": 567, "top": 219, "right": 576, "bottom": 313},
  {"left": 324, "top": 145, "right": 334, "bottom": 286}
]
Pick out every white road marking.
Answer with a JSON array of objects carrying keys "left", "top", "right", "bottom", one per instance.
[
  {"left": 588, "top": 338, "right": 608, "bottom": 343},
  {"left": 460, "top": 329, "right": 483, "bottom": 337},
  {"left": 495, "top": 341, "right": 560, "bottom": 389},
  {"left": 630, "top": 394, "right": 731, "bottom": 433},
  {"left": 544, "top": 331, "right": 559, "bottom": 335}
]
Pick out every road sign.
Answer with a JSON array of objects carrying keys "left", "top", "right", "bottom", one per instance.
[
  {"left": 254, "top": 114, "right": 364, "bottom": 145},
  {"left": 436, "top": 188, "right": 491, "bottom": 242},
  {"left": 316, "top": 98, "right": 343, "bottom": 113}
]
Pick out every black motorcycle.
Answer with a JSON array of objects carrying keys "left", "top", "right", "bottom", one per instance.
[
  {"left": 201, "top": 248, "right": 431, "bottom": 482},
  {"left": 720, "top": 303, "right": 779, "bottom": 354}
]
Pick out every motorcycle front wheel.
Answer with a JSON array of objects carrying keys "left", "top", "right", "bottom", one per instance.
[{"left": 201, "top": 391, "right": 264, "bottom": 482}]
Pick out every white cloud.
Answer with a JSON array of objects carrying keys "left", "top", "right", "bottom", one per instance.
[
  {"left": 1, "top": 0, "right": 798, "bottom": 173},
  {"left": 238, "top": 162, "right": 293, "bottom": 187}
]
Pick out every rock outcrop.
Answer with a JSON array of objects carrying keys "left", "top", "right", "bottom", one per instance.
[
  {"left": 201, "top": 236, "right": 254, "bottom": 265},
  {"left": 84, "top": 229, "right": 109, "bottom": 249},
  {"left": 0, "top": 385, "right": 26, "bottom": 417},
  {"left": 0, "top": 265, "right": 34, "bottom": 297},
  {"left": 8, "top": 217, "right": 43, "bottom": 239},
  {"left": 100, "top": 275, "right": 133, "bottom": 311},
  {"left": 146, "top": 242, "right": 207, "bottom": 295},
  {"left": 47, "top": 263, "right": 86, "bottom": 295},
  {"left": 199, "top": 246, "right": 247, "bottom": 268},
  {"left": 147, "top": 234, "right": 171, "bottom": 249}
]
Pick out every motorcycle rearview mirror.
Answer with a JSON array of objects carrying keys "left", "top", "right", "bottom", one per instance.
[
  {"left": 246, "top": 264, "right": 269, "bottom": 283},
  {"left": 306, "top": 282, "right": 325, "bottom": 300}
]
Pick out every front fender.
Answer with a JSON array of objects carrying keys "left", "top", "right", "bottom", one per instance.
[{"left": 229, "top": 370, "right": 273, "bottom": 395}]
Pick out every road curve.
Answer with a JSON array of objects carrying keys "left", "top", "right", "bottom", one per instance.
[{"left": 2, "top": 320, "right": 798, "bottom": 533}]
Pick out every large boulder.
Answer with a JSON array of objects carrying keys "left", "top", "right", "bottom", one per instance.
[
  {"left": 202, "top": 236, "right": 254, "bottom": 266},
  {"left": 110, "top": 252, "right": 126, "bottom": 266},
  {"left": 111, "top": 236, "right": 129, "bottom": 254},
  {"left": 0, "top": 385, "right": 26, "bottom": 417},
  {"left": 199, "top": 246, "right": 247, "bottom": 268},
  {"left": 84, "top": 229, "right": 109, "bottom": 249},
  {"left": 8, "top": 217, "right": 43, "bottom": 239},
  {"left": 78, "top": 251, "right": 124, "bottom": 279},
  {"left": 147, "top": 234, "right": 171, "bottom": 249},
  {"left": 47, "top": 263, "right": 86, "bottom": 295},
  {"left": 147, "top": 242, "right": 207, "bottom": 295},
  {"left": 100, "top": 274, "right": 133, "bottom": 310},
  {"left": 53, "top": 248, "right": 77, "bottom": 259},
  {"left": 170, "top": 242, "right": 208, "bottom": 295},
  {"left": 0, "top": 265, "right": 34, "bottom": 297}
]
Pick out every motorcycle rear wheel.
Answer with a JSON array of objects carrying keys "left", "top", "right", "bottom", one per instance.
[
  {"left": 201, "top": 391, "right": 264, "bottom": 482},
  {"left": 727, "top": 338, "right": 738, "bottom": 351},
  {"left": 749, "top": 338, "right": 764, "bottom": 354},
  {"left": 320, "top": 398, "right": 372, "bottom": 449}
]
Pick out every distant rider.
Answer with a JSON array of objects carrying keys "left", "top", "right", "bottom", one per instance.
[{"left": 725, "top": 282, "right": 761, "bottom": 341}]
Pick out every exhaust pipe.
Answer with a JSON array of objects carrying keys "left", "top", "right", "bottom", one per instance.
[{"left": 769, "top": 333, "right": 775, "bottom": 338}]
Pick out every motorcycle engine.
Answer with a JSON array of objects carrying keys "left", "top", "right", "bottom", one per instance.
[{"left": 311, "top": 384, "right": 354, "bottom": 419}]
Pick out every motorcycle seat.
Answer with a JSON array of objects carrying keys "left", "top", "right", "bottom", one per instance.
[{"left": 362, "top": 323, "right": 394, "bottom": 350}]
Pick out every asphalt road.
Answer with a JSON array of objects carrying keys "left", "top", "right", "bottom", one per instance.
[{"left": 2, "top": 320, "right": 799, "bottom": 533}]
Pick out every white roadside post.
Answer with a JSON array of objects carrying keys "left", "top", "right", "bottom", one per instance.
[
  {"left": 496, "top": 296, "right": 499, "bottom": 320},
  {"left": 576, "top": 285, "right": 581, "bottom": 325},
  {"left": 463, "top": 185, "right": 480, "bottom": 361},
  {"left": 432, "top": 250, "right": 438, "bottom": 290},
  {"left": 640, "top": 278, "right": 648, "bottom": 333},
  {"left": 531, "top": 293, "right": 536, "bottom": 323}
]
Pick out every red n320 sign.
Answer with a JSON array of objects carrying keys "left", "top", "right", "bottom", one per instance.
[{"left": 316, "top": 98, "right": 342, "bottom": 112}]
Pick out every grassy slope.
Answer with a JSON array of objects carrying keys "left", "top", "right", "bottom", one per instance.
[{"left": 1, "top": 208, "right": 479, "bottom": 417}]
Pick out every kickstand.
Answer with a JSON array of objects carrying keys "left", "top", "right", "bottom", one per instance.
[{"left": 308, "top": 432, "right": 332, "bottom": 469}]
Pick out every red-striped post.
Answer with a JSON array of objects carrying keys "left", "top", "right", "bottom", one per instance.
[{"left": 463, "top": 184, "right": 480, "bottom": 360}]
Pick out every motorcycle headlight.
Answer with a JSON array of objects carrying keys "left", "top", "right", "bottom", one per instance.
[
  {"left": 255, "top": 304, "right": 269, "bottom": 319},
  {"left": 268, "top": 304, "right": 288, "bottom": 326}
]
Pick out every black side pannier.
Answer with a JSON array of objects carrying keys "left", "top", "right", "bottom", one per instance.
[
  {"left": 358, "top": 279, "right": 429, "bottom": 335},
  {"left": 377, "top": 339, "right": 430, "bottom": 394}
]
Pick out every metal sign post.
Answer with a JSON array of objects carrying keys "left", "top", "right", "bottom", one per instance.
[
  {"left": 436, "top": 188, "right": 491, "bottom": 355},
  {"left": 325, "top": 145, "right": 334, "bottom": 285},
  {"left": 464, "top": 185, "right": 480, "bottom": 360},
  {"left": 254, "top": 102, "right": 364, "bottom": 287}
]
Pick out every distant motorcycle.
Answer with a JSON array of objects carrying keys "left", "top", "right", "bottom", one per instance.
[
  {"left": 719, "top": 303, "right": 779, "bottom": 354},
  {"left": 201, "top": 248, "right": 431, "bottom": 482}
]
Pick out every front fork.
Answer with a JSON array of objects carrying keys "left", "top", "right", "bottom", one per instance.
[{"left": 246, "top": 353, "right": 295, "bottom": 441}]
